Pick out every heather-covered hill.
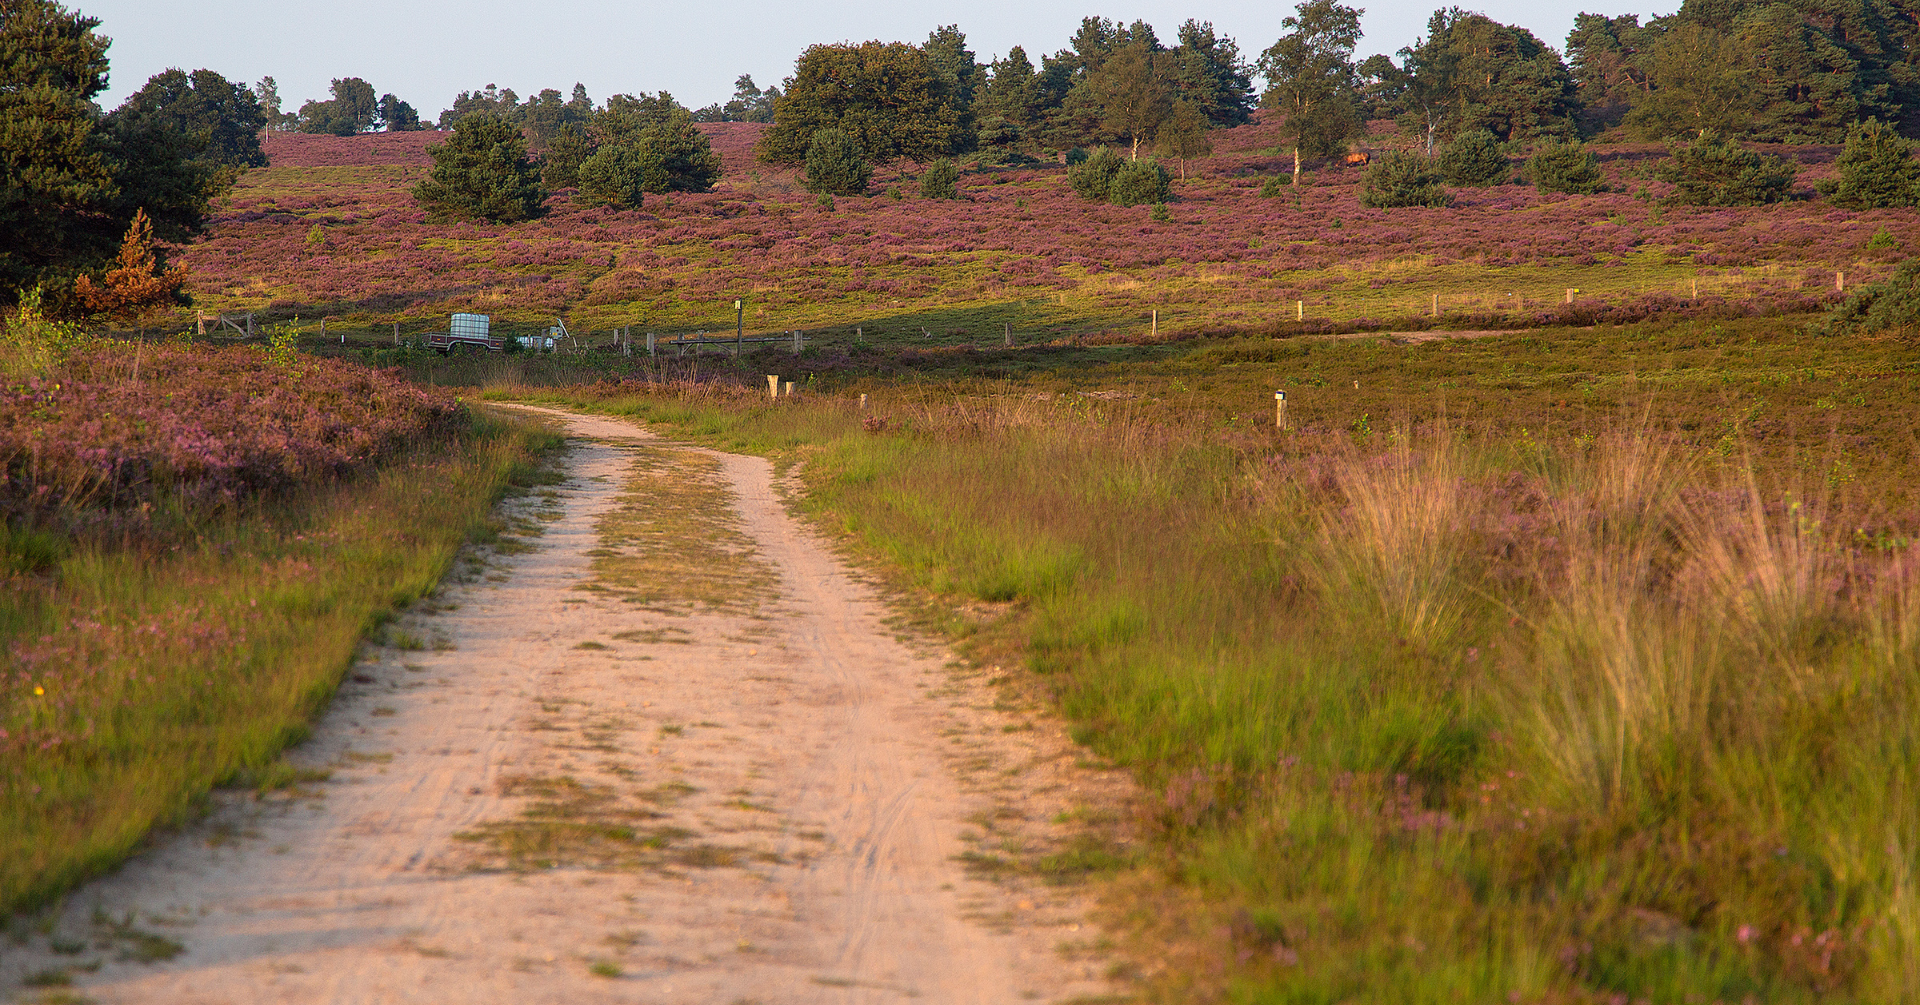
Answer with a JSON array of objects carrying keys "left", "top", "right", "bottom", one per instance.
[{"left": 177, "top": 119, "right": 1909, "bottom": 342}]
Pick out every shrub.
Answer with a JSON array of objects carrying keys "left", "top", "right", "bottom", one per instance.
[
  {"left": 1825, "top": 258, "right": 1920, "bottom": 334},
  {"left": 1526, "top": 141, "right": 1607, "bottom": 195},
  {"left": 920, "top": 158, "right": 960, "bottom": 200},
  {"left": 1068, "top": 146, "right": 1124, "bottom": 201},
  {"left": 411, "top": 112, "right": 547, "bottom": 223},
  {"left": 1360, "top": 151, "right": 1451, "bottom": 209},
  {"left": 1109, "top": 158, "right": 1173, "bottom": 207},
  {"left": 1820, "top": 118, "right": 1920, "bottom": 210},
  {"left": 541, "top": 123, "right": 594, "bottom": 191},
  {"left": 803, "top": 129, "right": 870, "bottom": 196},
  {"left": 1260, "top": 175, "right": 1293, "bottom": 196},
  {"left": 576, "top": 140, "right": 663, "bottom": 210},
  {"left": 1659, "top": 131, "right": 1796, "bottom": 206},
  {"left": 1438, "top": 130, "right": 1510, "bottom": 187},
  {"left": 1064, "top": 147, "right": 1091, "bottom": 166}
]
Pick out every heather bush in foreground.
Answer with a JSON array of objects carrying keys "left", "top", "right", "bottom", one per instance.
[
  {"left": 0, "top": 415, "right": 560, "bottom": 913},
  {"left": 0, "top": 339, "right": 462, "bottom": 527},
  {"left": 508, "top": 379, "right": 1920, "bottom": 1003}
]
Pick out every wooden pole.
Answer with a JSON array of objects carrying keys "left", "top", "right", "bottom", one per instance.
[
  {"left": 734, "top": 298, "right": 744, "bottom": 356},
  {"left": 1837, "top": 271, "right": 1845, "bottom": 292},
  {"left": 1274, "top": 390, "right": 1288, "bottom": 430},
  {"left": 793, "top": 330, "right": 802, "bottom": 354},
  {"left": 1152, "top": 309, "right": 1158, "bottom": 337},
  {"left": 1297, "top": 300, "right": 1304, "bottom": 321},
  {"left": 1431, "top": 293, "right": 1438, "bottom": 317},
  {"left": 1691, "top": 277, "right": 1698, "bottom": 299},
  {"left": 1004, "top": 321, "right": 1011, "bottom": 347},
  {"left": 783, "top": 381, "right": 795, "bottom": 397},
  {"left": 860, "top": 393, "right": 868, "bottom": 410},
  {"left": 1566, "top": 288, "right": 1577, "bottom": 304},
  {"left": 767, "top": 375, "right": 779, "bottom": 400}
]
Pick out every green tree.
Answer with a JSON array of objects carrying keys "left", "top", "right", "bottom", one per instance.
[
  {"left": 1563, "top": 13, "right": 1657, "bottom": 134},
  {"left": 411, "top": 112, "right": 547, "bottom": 222},
  {"left": 1525, "top": 140, "right": 1607, "bottom": 194},
  {"left": 0, "top": 0, "right": 225, "bottom": 304},
  {"left": 1658, "top": 130, "right": 1796, "bottom": 206},
  {"left": 925, "top": 25, "right": 981, "bottom": 152},
  {"left": 1437, "top": 128, "right": 1508, "bottom": 186},
  {"left": 975, "top": 46, "right": 1042, "bottom": 147},
  {"left": 377, "top": 93, "right": 421, "bottom": 131},
  {"left": 1089, "top": 42, "right": 1175, "bottom": 159},
  {"left": 576, "top": 140, "right": 660, "bottom": 209},
  {"left": 1259, "top": 0, "right": 1366, "bottom": 181},
  {"left": 541, "top": 122, "right": 594, "bottom": 190},
  {"left": 255, "top": 75, "right": 295, "bottom": 131},
  {"left": 1108, "top": 157, "right": 1172, "bottom": 205},
  {"left": 1621, "top": 23, "right": 1754, "bottom": 139},
  {"left": 802, "top": 128, "right": 871, "bottom": 195},
  {"left": 757, "top": 42, "right": 960, "bottom": 165},
  {"left": 436, "top": 83, "right": 521, "bottom": 130},
  {"left": 111, "top": 68, "right": 266, "bottom": 179},
  {"left": 1068, "top": 145, "right": 1124, "bottom": 200},
  {"left": 297, "top": 76, "right": 377, "bottom": 135},
  {"left": 1822, "top": 118, "right": 1920, "bottom": 209},
  {"left": 919, "top": 158, "right": 960, "bottom": 199},
  {"left": 1360, "top": 149, "right": 1451, "bottom": 207},
  {"left": 1155, "top": 98, "right": 1213, "bottom": 177},
  {"left": 522, "top": 86, "right": 591, "bottom": 150},
  {"left": 1396, "top": 9, "right": 1576, "bottom": 147},
  {"left": 1170, "top": 20, "right": 1254, "bottom": 126},
  {"left": 1826, "top": 258, "right": 1920, "bottom": 334}
]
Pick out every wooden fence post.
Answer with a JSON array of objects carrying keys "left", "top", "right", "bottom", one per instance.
[
  {"left": 767, "top": 375, "right": 779, "bottom": 400},
  {"left": 1837, "top": 271, "right": 1845, "bottom": 292},
  {"left": 1274, "top": 390, "right": 1288, "bottom": 430},
  {"left": 1004, "top": 321, "right": 1012, "bottom": 347},
  {"left": 1297, "top": 300, "right": 1304, "bottom": 321},
  {"left": 1152, "top": 309, "right": 1158, "bottom": 337}
]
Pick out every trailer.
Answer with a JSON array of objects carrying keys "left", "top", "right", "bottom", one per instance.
[{"left": 426, "top": 313, "right": 505, "bottom": 353}]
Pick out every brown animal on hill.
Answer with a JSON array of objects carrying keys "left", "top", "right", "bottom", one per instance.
[{"left": 1344, "top": 152, "right": 1371, "bottom": 167}]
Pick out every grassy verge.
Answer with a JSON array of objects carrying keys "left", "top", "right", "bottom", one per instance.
[
  {"left": 486, "top": 321, "right": 1920, "bottom": 1002},
  {"left": 0, "top": 413, "right": 561, "bottom": 914}
]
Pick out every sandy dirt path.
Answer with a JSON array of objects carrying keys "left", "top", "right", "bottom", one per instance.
[{"left": 2, "top": 408, "right": 1131, "bottom": 1004}]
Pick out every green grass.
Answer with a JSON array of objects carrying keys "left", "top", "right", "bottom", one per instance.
[
  {"left": 0, "top": 414, "right": 561, "bottom": 914},
  {"left": 493, "top": 319, "right": 1920, "bottom": 1002}
]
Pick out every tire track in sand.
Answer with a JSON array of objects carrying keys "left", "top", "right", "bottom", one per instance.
[{"left": 0, "top": 406, "right": 1131, "bottom": 1004}]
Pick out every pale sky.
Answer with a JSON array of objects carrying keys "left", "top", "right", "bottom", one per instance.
[{"left": 87, "top": 0, "right": 1671, "bottom": 116}]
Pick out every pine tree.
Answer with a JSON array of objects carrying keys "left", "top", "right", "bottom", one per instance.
[
  {"left": 1526, "top": 141, "right": 1607, "bottom": 195},
  {"left": 1438, "top": 129, "right": 1509, "bottom": 186},
  {"left": 803, "top": 129, "right": 871, "bottom": 196},
  {"left": 757, "top": 42, "right": 961, "bottom": 165},
  {"left": 1360, "top": 150, "right": 1451, "bottom": 208},
  {"left": 1659, "top": 131, "right": 1796, "bottom": 206},
  {"left": 1154, "top": 99, "right": 1212, "bottom": 178},
  {"left": 1823, "top": 118, "right": 1920, "bottom": 210},
  {"left": 73, "top": 209, "right": 186, "bottom": 326},
  {"left": 919, "top": 159, "right": 960, "bottom": 200},
  {"left": 411, "top": 112, "right": 548, "bottom": 223}
]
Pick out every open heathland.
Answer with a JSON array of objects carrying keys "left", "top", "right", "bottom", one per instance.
[
  {"left": 473, "top": 317, "right": 1920, "bottom": 1003},
  {"left": 169, "top": 121, "right": 1915, "bottom": 351}
]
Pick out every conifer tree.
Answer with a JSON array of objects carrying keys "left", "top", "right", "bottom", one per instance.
[
  {"left": 73, "top": 208, "right": 186, "bottom": 326},
  {"left": 411, "top": 112, "right": 547, "bottom": 223}
]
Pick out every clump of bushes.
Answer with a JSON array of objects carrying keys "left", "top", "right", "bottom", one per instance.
[
  {"left": 1260, "top": 174, "right": 1294, "bottom": 196},
  {"left": 1526, "top": 141, "right": 1607, "bottom": 195},
  {"left": 1659, "top": 131, "right": 1796, "bottom": 206},
  {"left": 1360, "top": 151, "right": 1451, "bottom": 208},
  {"left": 1438, "top": 130, "right": 1510, "bottom": 187},
  {"left": 803, "top": 128, "right": 870, "bottom": 196},
  {"left": 1109, "top": 159, "right": 1172, "bottom": 206},
  {"left": 1068, "top": 146, "right": 1124, "bottom": 200},
  {"left": 920, "top": 159, "right": 961, "bottom": 200},
  {"left": 1068, "top": 148, "right": 1171, "bottom": 207},
  {"left": 1819, "top": 118, "right": 1920, "bottom": 210}
]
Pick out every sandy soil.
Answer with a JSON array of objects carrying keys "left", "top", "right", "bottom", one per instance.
[{"left": 1, "top": 407, "right": 1133, "bottom": 1004}]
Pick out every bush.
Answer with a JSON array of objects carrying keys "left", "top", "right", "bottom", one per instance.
[
  {"left": 1260, "top": 175, "right": 1293, "bottom": 197},
  {"left": 803, "top": 129, "right": 870, "bottom": 196},
  {"left": 1064, "top": 147, "right": 1091, "bottom": 166},
  {"left": 1825, "top": 258, "right": 1920, "bottom": 334},
  {"left": 1360, "top": 151, "right": 1451, "bottom": 209},
  {"left": 411, "top": 112, "right": 547, "bottom": 223},
  {"left": 1068, "top": 147, "right": 1124, "bottom": 201},
  {"left": 1821, "top": 118, "right": 1920, "bottom": 210},
  {"left": 920, "top": 158, "right": 960, "bottom": 200},
  {"left": 1438, "top": 130, "right": 1510, "bottom": 187},
  {"left": 1659, "top": 131, "right": 1796, "bottom": 206},
  {"left": 1109, "top": 158, "right": 1172, "bottom": 207},
  {"left": 576, "top": 140, "right": 663, "bottom": 210},
  {"left": 1526, "top": 141, "right": 1607, "bottom": 195}
]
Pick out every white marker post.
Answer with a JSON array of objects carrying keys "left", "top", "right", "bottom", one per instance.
[{"left": 1274, "top": 390, "right": 1289, "bottom": 430}]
